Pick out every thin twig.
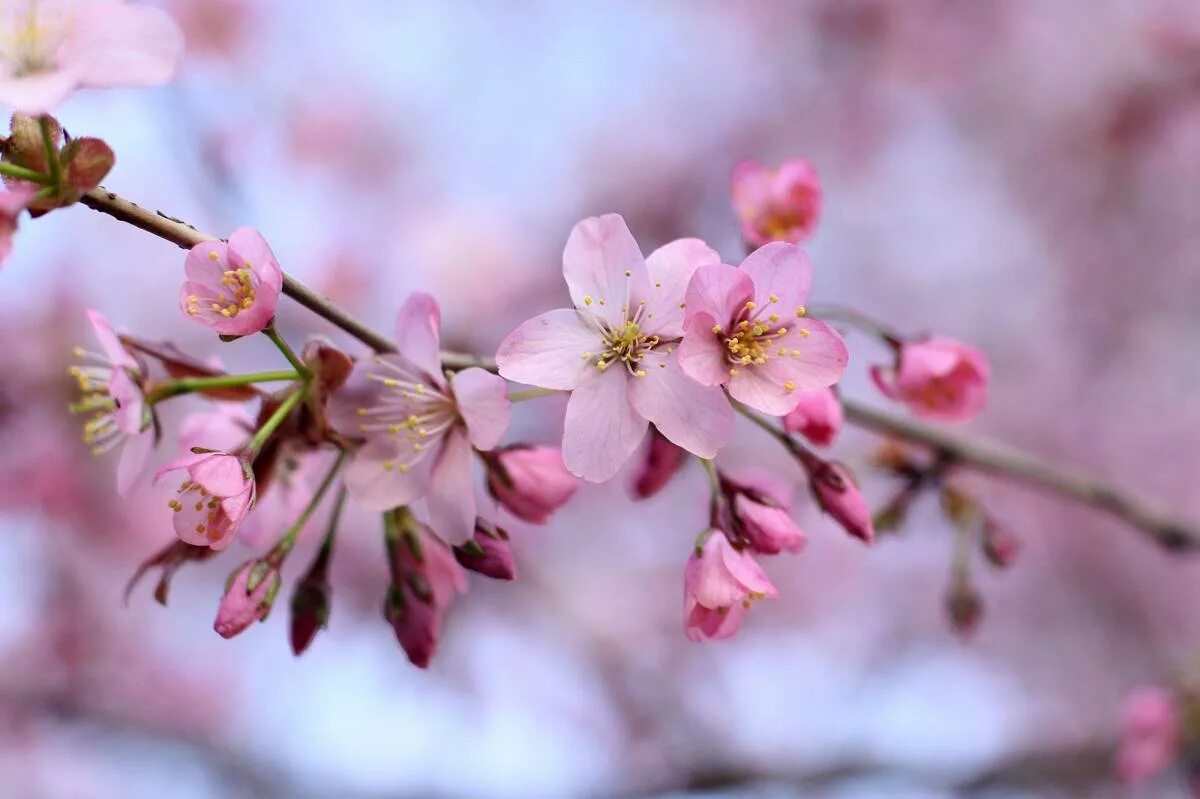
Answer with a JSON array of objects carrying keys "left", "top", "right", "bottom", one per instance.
[{"left": 75, "top": 188, "right": 1200, "bottom": 552}]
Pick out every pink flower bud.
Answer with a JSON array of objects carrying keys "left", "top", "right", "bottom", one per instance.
[
  {"left": 384, "top": 581, "right": 440, "bottom": 669},
  {"left": 871, "top": 336, "right": 989, "bottom": 423},
  {"left": 981, "top": 517, "right": 1019, "bottom": 569},
  {"left": 289, "top": 547, "right": 332, "bottom": 656},
  {"left": 632, "top": 428, "right": 688, "bottom": 499},
  {"left": 453, "top": 520, "right": 516, "bottom": 580},
  {"left": 723, "top": 475, "right": 807, "bottom": 555},
  {"left": 180, "top": 228, "right": 283, "bottom": 336},
  {"left": 683, "top": 532, "right": 778, "bottom": 642},
  {"left": 214, "top": 560, "right": 280, "bottom": 639},
  {"left": 1117, "top": 686, "right": 1181, "bottom": 784},
  {"left": 154, "top": 450, "right": 256, "bottom": 550},
  {"left": 782, "top": 387, "right": 843, "bottom": 447},
  {"left": 731, "top": 159, "right": 822, "bottom": 247},
  {"left": 385, "top": 515, "right": 468, "bottom": 668},
  {"left": 944, "top": 581, "right": 983, "bottom": 638},
  {"left": 486, "top": 445, "right": 577, "bottom": 524},
  {"left": 808, "top": 460, "right": 875, "bottom": 544}
]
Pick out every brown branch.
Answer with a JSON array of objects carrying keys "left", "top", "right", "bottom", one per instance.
[{"left": 76, "top": 188, "right": 1200, "bottom": 552}]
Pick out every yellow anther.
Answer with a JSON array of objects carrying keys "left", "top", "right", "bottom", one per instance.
[
  {"left": 195, "top": 524, "right": 206, "bottom": 534},
  {"left": 678, "top": 302, "right": 686, "bottom": 309},
  {"left": 729, "top": 368, "right": 740, "bottom": 376},
  {"left": 711, "top": 324, "right": 723, "bottom": 334},
  {"left": 784, "top": 380, "right": 796, "bottom": 392},
  {"left": 583, "top": 295, "right": 593, "bottom": 306},
  {"left": 635, "top": 369, "right": 647, "bottom": 377},
  {"left": 581, "top": 352, "right": 592, "bottom": 360},
  {"left": 799, "top": 328, "right": 810, "bottom": 337},
  {"left": 598, "top": 298, "right": 606, "bottom": 306},
  {"left": 769, "top": 314, "right": 779, "bottom": 323},
  {"left": 383, "top": 460, "right": 395, "bottom": 471},
  {"left": 769, "top": 294, "right": 779, "bottom": 303},
  {"left": 777, "top": 327, "right": 787, "bottom": 335},
  {"left": 398, "top": 464, "right": 409, "bottom": 473},
  {"left": 795, "top": 306, "right": 807, "bottom": 317},
  {"left": 745, "top": 301, "right": 756, "bottom": 309},
  {"left": 208, "top": 251, "right": 220, "bottom": 261}
]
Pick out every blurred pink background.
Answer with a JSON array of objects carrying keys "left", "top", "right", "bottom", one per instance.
[{"left": 1, "top": 1, "right": 1199, "bottom": 796}]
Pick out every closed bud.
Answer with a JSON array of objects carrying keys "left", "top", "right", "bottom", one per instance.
[
  {"left": 939, "top": 484, "right": 976, "bottom": 527},
  {"left": 60, "top": 137, "right": 114, "bottom": 195},
  {"left": 809, "top": 460, "right": 875, "bottom": 544},
  {"left": 214, "top": 559, "right": 281, "bottom": 639},
  {"left": 945, "top": 581, "right": 983, "bottom": 638},
  {"left": 485, "top": 444, "right": 577, "bottom": 524},
  {"left": 453, "top": 519, "right": 516, "bottom": 580},
  {"left": 632, "top": 427, "right": 688, "bottom": 499},
  {"left": 981, "top": 516, "right": 1019, "bottom": 569},
  {"left": 383, "top": 583, "right": 439, "bottom": 669},
  {"left": 289, "top": 549, "right": 332, "bottom": 656}
]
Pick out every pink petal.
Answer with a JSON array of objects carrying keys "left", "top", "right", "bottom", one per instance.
[
  {"left": 677, "top": 313, "right": 732, "bottom": 387},
  {"left": 61, "top": 2, "right": 183, "bottom": 90},
  {"left": 85, "top": 309, "right": 135, "bottom": 368},
  {"left": 116, "top": 428, "right": 154, "bottom": 496},
  {"left": 180, "top": 409, "right": 253, "bottom": 454},
  {"left": 190, "top": 455, "right": 249, "bottom": 497},
  {"left": 628, "top": 353, "right": 732, "bottom": 459},
  {"left": 108, "top": 368, "right": 144, "bottom": 433},
  {"left": 184, "top": 241, "right": 229, "bottom": 283},
  {"left": 731, "top": 161, "right": 771, "bottom": 214},
  {"left": 683, "top": 262, "right": 754, "bottom": 325},
  {"left": 870, "top": 365, "right": 899, "bottom": 399},
  {"left": 343, "top": 438, "right": 437, "bottom": 511},
  {"left": 640, "top": 238, "right": 720, "bottom": 337},
  {"left": 561, "top": 366, "right": 648, "bottom": 482},
  {"left": 153, "top": 451, "right": 209, "bottom": 484},
  {"left": 424, "top": 428, "right": 476, "bottom": 544},
  {"left": 495, "top": 308, "right": 601, "bottom": 390},
  {"left": 685, "top": 601, "right": 746, "bottom": 641},
  {"left": 562, "top": 214, "right": 649, "bottom": 327},
  {"left": 0, "top": 70, "right": 78, "bottom": 114},
  {"left": 450, "top": 367, "right": 510, "bottom": 451},
  {"left": 740, "top": 242, "right": 812, "bottom": 314},
  {"left": 394, "top": 292, "right": 444, "bottom": 382},
  {"left": 718, "top": 539, "right": 779, "bottom": 597},
  {"left": 325, "top": 355, "right": 402, "bottom": 438}
]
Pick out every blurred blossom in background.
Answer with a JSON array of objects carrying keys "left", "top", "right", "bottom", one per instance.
[{"left": 2, "top": 1, "right": 1200, "bottom": 797}]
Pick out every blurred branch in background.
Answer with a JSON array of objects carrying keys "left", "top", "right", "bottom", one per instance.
[{"left": 77, "top": 187, "right": 1200, "bottom": 555}]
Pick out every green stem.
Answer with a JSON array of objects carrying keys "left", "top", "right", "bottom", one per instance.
[
  {"left": 264, "top": 325, "right": 309, "bottom": 378},
  {"left": 508, "top": 387, "right": 560, "bottom": 402},
  {"left": 246, "top": 387, "right": 307, "bottom": 458},
  {"left": 319, "top": 486, "right": 349, "bottom": 561},
  {"left": 145, "top": 370, "right": 302, "bottom": 404},
  {"left": 270, "top": 451, "right": 346, "bottom": 559},
  {"left": 39, "top": 115, "right": 61, "bottom": 188},
  {"left": 807, "top": 304, "right": 903, "bottom": 347},
  {"left": 0, "top": 161, "right": 52, "bottom": 185},
  {"left": 732, "top": 401, "right": 822, "bottom": 471},
  {"left": 698, "top": 457, "right": 722, "bottom": 529}
]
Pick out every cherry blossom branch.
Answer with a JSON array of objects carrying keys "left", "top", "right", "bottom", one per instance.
[{"left": 75, "top": 188, "right": 1200, "bottom": 552}]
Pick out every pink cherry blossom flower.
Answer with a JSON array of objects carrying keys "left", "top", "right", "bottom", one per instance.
[
  {"left": 1117, "top": 686, "right": 1181, "bottom": 784},
  {"left": 496, "top": 214, "right": 732, "bottom": 482},
  {"left": 327, "top": 292, "right": 510, "bottom": 544},
  {"left": 385, "top": 516, "right": 468, "bottom": 668},
  {"left": 632, "top": 427, "right": 687, "bottom": 499},
  {"left": 678, "top": 243, "right": 848, "bottom": 416},
  {"left": 871, "top": 336, "right": 989, "bottom": 423},
  {"left": 0, "top": 186, "right": 33, "bottom": 266},
  {"left": 723, "top": 473, "right": 807, "bottom": 555},
  {"left": 180, "top": 228, "right": 284, "bottom": 336},
  {"left": 214, "top": 559, "right": 280, "bottom": 639},
  {"left": 782, "top": 386, "right": 843, "bottom": 447},
  {"left": 453, "top": 519, "right": 516, "bottom": 580},
  {"left": 683, "top": 532, "right": 778, "bottom": 642},
  {"left": 70, "top": 309, "right": 154, "bottom": 494},
  {"left": 732, "top": 159, "right": 822, "bottom": 247},
  {"left": 808, "top": 459, "right": 874, "bottom": 544},
  {"left": 0, "top": 1, "right": 183, "bottom": 113},
  {"left": 155, "top": 450, "right": 256, "bottom": 551},
  {"left": 484, "top": 445, "right": 577, "bottom": 524}
]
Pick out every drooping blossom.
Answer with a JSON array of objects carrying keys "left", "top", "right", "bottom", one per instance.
[
  {"left": 496, "top": 214, "right": 732, "bottom": 482},
  {"left": 155, "top": 449, "right": 255, "bottom": 551},
  {"left": 678, "top": 243, "right": 848, "bottom": 416},
  {"left": 871, "top": 336, "right": 989, "bottom": 423},
  {"left": 0, "top": 186, "right": 32, "bottom": 265},
  {"left": 683, "top": 532, "right": 778, "bottom": 642},
  {"left": 808, "top": 459, "right": 875, "bottom": 543},
  {"left": 214, "top": 560, "right": 280, "bottom": 639},
  {"left": 328, "top": 292, "right": 509, "bottom": 543},
  {"left": 180, "top": 228, "right": 284, "bottom": 336},
  {"left": 385, "top": 514, "right": 468, "bottom": 668},
  {"left": 0, "top": 1, "right": 184, "bottom": 113},
  {"left": 731, "top": 159, "right": 822, "bottom": 247},
  {"left": 484, "top": 445, "right": 577, "bottom": 524},
  {"left": 782, "top": 386, "right": 843, "bottom": 447},
  {"left": 632, "top": 427, "right": 687, "bottom": 499},
  {"left": 723, "top": 473, "right": 807, "bottom": 555},
  {"left": 1116, "top": 686, "right": 1181, "bottom": 785},
  {"left": 453, "top": 519, "right": 516, "bottom": 580},
  {"left": 69, "top": 309, "right": 154, "bottom": 494}
]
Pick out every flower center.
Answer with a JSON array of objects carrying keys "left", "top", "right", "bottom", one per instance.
[
  {"left": 167, "top": 479, "right": 227, "bottom": 543},
  {"left": 716, "top": 299, "right": 811, "bottom": 391},
  {"left": 355, "top": 357, "right": 458, "bottom": 473},
  {"left": 67, "top": 348, "right": 125, "bottom": 455},
  {"left": 2, "top": 1, "right": 70, "bottom": 76},
  {"left": 590, "top": 308, "right": 666, "bottom": 377},
  {"left": 186, "top": 256, "right": 258, "bottom": 319}
]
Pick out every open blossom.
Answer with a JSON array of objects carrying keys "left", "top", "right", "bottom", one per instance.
[
  {"left": 181, "top": 228, "right": 284, "bottom": 336},
  {"left": 724, "top": 474, "right": 807, "bottom": 555},
  {"left": 683, "top": 532, "right": 778, "bottom": 641},
  {"left": 484, "top": 445, "right": 577, "bottom": 524},
  {"left": 69, "top": 309, "right": 153, "bottom": 494},
  {"left": 783, "top": 387, "right": 842, "bottom": 447},
  {"left": 214, "top": 560, "right": 280, "bottom": 639},
  {"left": 1117, "top": 686, "right": 1181, "bottom": 785},
  {"left": 385, "top": 516, "right": 468, "bottom": 668},
  {"left": 496, "top": 214, "right": 732, "bottom": 482},
  {"left": 678, "top": 243, "right": 848, "bottom": 416},
  {"left": 155, "top": 450, "right": 256, "bottom": 551},
  {"left": 809, "top": 459, "right": 875, "bottom": 544},
  {"left": 328, "top": 293, "right": 510, "bottom": 543},
  {"left": 871, "top": 336, "right": 989, "bottom": 423},
  {"left": 732, "top": 159, "right": 822, "bottom": 247},
  {"left": 0, "top": 1, "right": 183, "bottom": 112}
]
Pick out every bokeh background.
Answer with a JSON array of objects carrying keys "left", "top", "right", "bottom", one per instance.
[{"left": 1, "top": 1, "right": 1199, "bottom": 796}]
